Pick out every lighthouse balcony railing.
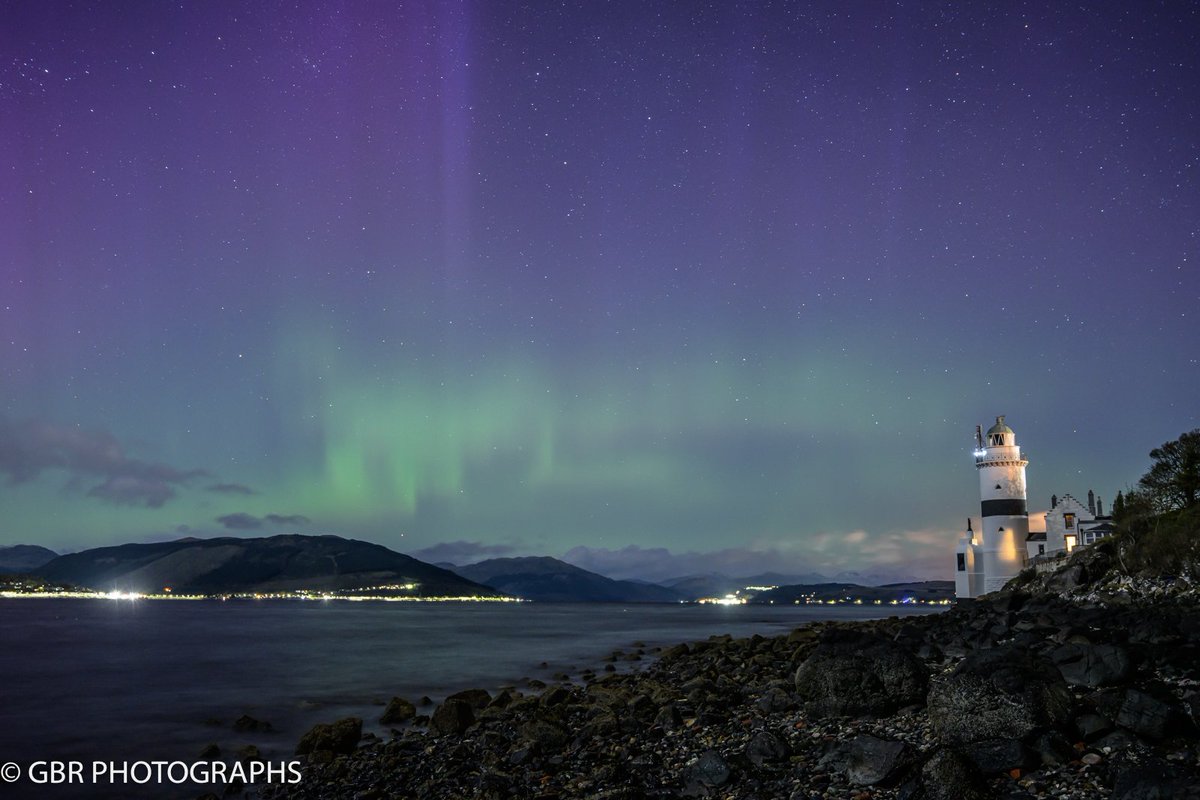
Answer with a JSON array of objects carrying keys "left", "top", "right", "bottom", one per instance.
[{"left": 975, "top": 450, "right": 1029, "bottom": 466}]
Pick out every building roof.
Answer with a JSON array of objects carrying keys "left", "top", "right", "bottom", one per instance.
[{"left": 1026, "top": 531, "right": 1047, "bottom": 541}]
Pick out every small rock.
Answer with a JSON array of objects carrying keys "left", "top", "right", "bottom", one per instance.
[
  {"left": 380, "top": 696, "right": 417, "bottom": 725},
  {"left": 232, "top": 714, "right": 271, "bottom": 732},
  {"left": 655, "top": 703, "right": 683, "bottom": 730},
  {"left": 1074, "top": 712, "right": 1114, "bottom": 741},
  {"left": 684, "top": 750, "right": 731, "bottom": 788},
  {"left": 745, "top": 731, "right": 790, "bottom": 767},
  {"left": 519, "top": 718, "right": 570, "bottom": 752},
  {"left": 540, "top": 686, "right": 570, "bottom": 707},
  {"left": 1029, "top": 730, "right": 1076, "bottom": 767}
]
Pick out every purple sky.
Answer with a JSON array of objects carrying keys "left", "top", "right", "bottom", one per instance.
[{"left": 2, "top": 1, "right": 1197, "bottom": 581}]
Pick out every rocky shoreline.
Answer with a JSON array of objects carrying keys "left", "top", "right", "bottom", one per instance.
[{"left": 249, "top": 583, "right": 1200, "bottom": 800}]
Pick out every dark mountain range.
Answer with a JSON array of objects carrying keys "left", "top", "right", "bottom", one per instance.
[
  {"left": 34, "top": 534, "right": 501, "bottom": 597},
  {"left": 451, "top": 556, "right": 682, "bottom": 602},
  {"left": 749, "top": 580, "right": 956, "bottom": 604},
  {"left": 0, "top": 544, "right": 59, "bottom": 573}
]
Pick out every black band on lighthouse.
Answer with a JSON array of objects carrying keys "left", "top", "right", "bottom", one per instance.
[{"left": 981, "top": 499, "right": 1027, "bottom": 517}]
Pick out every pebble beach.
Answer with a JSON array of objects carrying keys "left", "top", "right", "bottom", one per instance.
[{"left": 251, "top": 566, "right": 1200, "bottom": 800}]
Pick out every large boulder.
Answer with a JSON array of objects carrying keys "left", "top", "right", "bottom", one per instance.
[
  {"left": 793, "top": 630, "right": 928, "bottom": 717},
  {"left": 1110, "top": 753, "right": 1200, "bottom": 800},
  {"left": 958, "top": 737, "right": 1034, "bottom": 775},
  {"left": 927, "top": 645, "right": 1072, "bottom": 745},
  {"left": 429, "top": 698, "right": 475, "bottom": 736},
  {"left": 445, "top": 688, "right": 492, "bottom": 709},
  {"left": 1116, "top": 688, "right": 1188, "bottom": 741},
  {"left": 820, "top": 733, "right": 916, "bottom": 786},
  {"left": 295, "top": 717, "right": 362, "bottom": 756},
  {"left": 899, "top": 748, "right": 993, "bottom": 800},
  {"left": 518, "top": 717, "right": 571, "bottom": 753},
  {"left": 1052, "top": 643, "right": 1131, "bottom": 687}
]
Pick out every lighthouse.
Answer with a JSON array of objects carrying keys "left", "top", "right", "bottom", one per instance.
[{"left": 969, "top": 415, "right": 1030, "bottom": 595}]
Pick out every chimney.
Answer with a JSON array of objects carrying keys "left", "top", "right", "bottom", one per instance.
[
  {"left": 1097, "top": 496, "right": 1104, "bottom": 516},
  {"left": 1088, "top": 489, "right": 1096, "bottom": 516},
  {"left": 1051, "top": 494, "right": 1057, "bottom": 509}
]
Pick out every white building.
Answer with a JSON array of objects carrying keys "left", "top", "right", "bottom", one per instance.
[
  {"left": 955, "top": 416, "right": 1030, "bottom": 599},
  {"left": 1032, "top": 490, "right": 1115, "bottom": 560}
]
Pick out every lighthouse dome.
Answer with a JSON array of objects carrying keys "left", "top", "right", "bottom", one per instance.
[{"left": 987, "top": 416, "right": 1013, "bottom": 436}]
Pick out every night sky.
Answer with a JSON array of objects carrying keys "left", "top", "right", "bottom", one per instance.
[{"left": 2, "top": 1, "right": 1197, "bottom": 581}]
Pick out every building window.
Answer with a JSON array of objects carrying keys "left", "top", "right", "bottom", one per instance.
[
  {"left": 1038, "top": 544, "right": 1045, "bottom": 555},
  {"left": 1064, "top": 513, "right": 1075, "bottom": 530},
  {"left": 956, "top": 553, "right": 966, "bottom": 572}
]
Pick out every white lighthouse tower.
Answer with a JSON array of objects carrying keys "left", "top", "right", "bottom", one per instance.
[{"left": 970, "top": 415, "right": 1030, "bottom": 595}]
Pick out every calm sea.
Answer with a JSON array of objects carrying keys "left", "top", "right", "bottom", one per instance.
[{"left": 0, "top": 598, "right": 941, "bottom": 798}]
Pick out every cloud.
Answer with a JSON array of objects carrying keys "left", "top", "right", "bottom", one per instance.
[
  {"left": 216, "top": 512, "right": 311, "bottom": 530},
  {"left": 265, "top": 513, "right": 310, "bottom": 525},
  {"left": 0, "top": 415, "right": 206, "bottom": 508},
  {"left": 409, "top": 540, "right": 517, "bottom": 565},
  {"left": 207, "top": 483, "right": 257, "bottom": 496},
  {"left": 87, "top": 476, "right": 177, "bottom": 508},
  {"left": 216, "top": 512, "right": 263, "bottom": 530}
]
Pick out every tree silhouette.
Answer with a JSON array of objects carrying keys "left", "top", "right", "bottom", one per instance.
[{"left": 1137, "top": 429, "right": 1200, "bottom": 512}]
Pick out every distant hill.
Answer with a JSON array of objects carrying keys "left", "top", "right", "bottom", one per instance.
[
  {"left": 452, "top": 556, "right": 681, "bottom": 602},
  {"left": 750, "top": 580, "right": 956, "bottom": 604},
  {"left": 659, "top": 568, "right": 934, "bottom": 601},
  {"left": 0, "top": 545, "right": 59, "bottom": 573},
  {"left": 34, "top": 534, "right": 502, "bottom": 597},
  {"left": 663, "top": 571, "right": 830, "bottom": 601},
  {"left": 661, "top": 574, "right": 743, "bottom": 601}
]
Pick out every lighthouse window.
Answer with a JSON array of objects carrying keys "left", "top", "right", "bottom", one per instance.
[
  {"left": 956, "top": 553, "right": 966, "bottom": 571},
  {"left": 995, "top": 484, "right": 1002, "bottom": 490}
]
